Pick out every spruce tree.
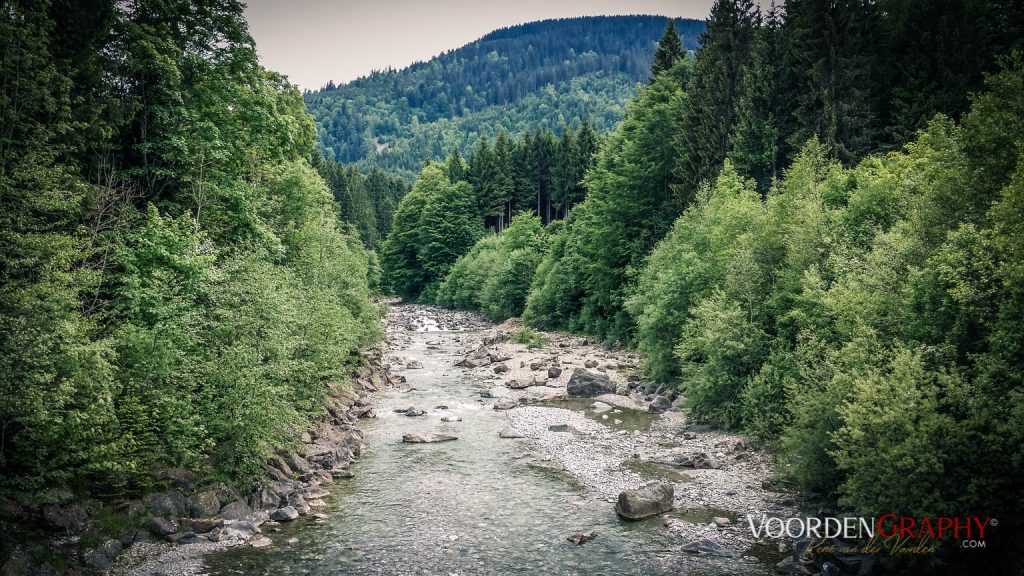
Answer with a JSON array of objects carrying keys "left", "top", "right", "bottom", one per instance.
[
  {"left": 675, "top": 0, "right": 759, "bottom": 200},
  {"left": 786, "top": 0, "right": 880, "bottom": 164},
  {"left": 445, "top": 147, "right": 467, "bottom": 183},
  {"left": 651, "top": 20, "right": 686, "bottom": 80},
  {"left": 729, "top": 3, "right": 798, "bottom": 191}
]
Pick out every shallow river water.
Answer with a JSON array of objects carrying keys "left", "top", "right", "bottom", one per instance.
[{"left": 205, "top": 307, "right": 768, "bottom": 576}]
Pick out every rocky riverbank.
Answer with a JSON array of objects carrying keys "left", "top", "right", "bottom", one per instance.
[
  {"left": 384, "top": 305, "right": 801, "bottom": 569},
  {"left": 0, "top": 344, "right": 396, "bottom": 576}
]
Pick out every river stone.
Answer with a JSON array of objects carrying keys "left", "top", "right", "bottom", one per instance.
[
  {"left": 269, "top": 506, "right": 299, "bottom": 522},
  {"left": 566, "top": 530, "right": 598, "bottom": 545},
  {"left": 547, "top": 366, "right": 563, "bottom": 379},
  {"left": 188, "top": 490, "right": 222, "bottom": 518},
  {"left": 614, "top": 481, "right": 674, "bottom": 520},
  {"left": 440, "top": 415, "right": 462, "bottom": 422},
  {"left": 566, "top": 369, "right": 615, "bottom": 397},
  {"left": 506, "top": 378, "right": 533, "bottom": 389},
  {"left": 249, "top": 535, "right": 273, "bottom": 548},
  {"left": 648, "top": 395, "right": 672, "bottom": 413},
  {"left": 218, "top": 500, "right": 252, "bottom": 521},
  {"left": 681, "top": 538, "right": 734, "bottom": 557},
  {"left": 303, "top": 486, "right": 330, "bottom": 500},
  {"left": 146, "top": 491, "right": 189, "bottom": 518},
  {"left": 584, "top": 359, "right": 599, "bottom": 368},
  {"left": 492, "top": 397, "right": 519, "bottom": 410},
  {"left": 776, "top": 557, "right": 812, "bottom": 575},
  {"left": 548, "top": 424, "right": 579, "bottom": 433},
  {"left": 493, "top": 364, "right": 509, "bottom": 374},
  {"left": 406, "top": 360, "right": 424, "bottom": 369},
  {"left": 83, "top": 549, "right": 112, "bottom": 571},
  {"left": 402, "top": 433, "right": 458, "bottom": 443},
  {"left": 147, "top": 516, "right": 176, "bottom": 536},
  {"left": 405, "top": 408, "right": 426, "bottom": 417},
  {"left": 591, "top": 401, "right": 612, "bottom": 413},
  {"left": 499, "top": 426, "right": 525, "bottom": 438}
]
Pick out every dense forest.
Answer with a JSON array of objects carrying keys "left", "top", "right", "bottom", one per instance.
[
  {"left": 383, "top": 2, "right": 1024, "bottom": 570},
  {"left": 304, "top": 16, "right": 705, "bottom": 178},
  {"left": 380, "top": 122, "right": 600, "bottom": 302},
  {"left": 0, "top": 0, "right": 381, "bottom": 502}
]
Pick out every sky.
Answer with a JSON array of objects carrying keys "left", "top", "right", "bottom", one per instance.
[{"left": 243, "top": 0, "right": 718, "bottom": 91}]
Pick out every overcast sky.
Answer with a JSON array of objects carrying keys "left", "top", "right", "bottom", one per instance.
[{"left": 243, "top": 0, "right": 718, "bottom": 91}]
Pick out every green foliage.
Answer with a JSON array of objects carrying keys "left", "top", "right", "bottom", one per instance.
[
  {"left": 0, "top": 0, "right": 381, "bottom": 496},
  {"left": 620, "top": 56, "right": 1024, "bottom": 570},
  {"left": 512, "top": 327, "right": 549, "bottom": 349},
  {"left": 436, "top": 214, "right": 547, "bottom": 321},
  {"left": 380, "top": 164, "right": 485, "bottom": 300},
  {"left": 524, "top": 65, "right": 690, "bottom": 343},
  {"left": 651, "top": 20, "right": 686, "bottom": 79}
]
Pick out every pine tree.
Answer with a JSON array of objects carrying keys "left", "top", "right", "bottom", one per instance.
[
  {"left": 786, "top": 0, "right": 880, "bottom": 164},
  {"left": 729, "top": 3, "right": 797, "bottom": 191},
  {"left": 675, "top": 0, "right": 759, "bottom": 200},
  {"left": 651, "top": 20, "right": 686, "bottom": 80},
  {"left": 445, "top": 147, "right": 467, "bottom": 183}
]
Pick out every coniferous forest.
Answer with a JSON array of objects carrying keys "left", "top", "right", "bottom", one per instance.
[{"left": 3, "top": 1, "right": 1024, "bottom": 574}]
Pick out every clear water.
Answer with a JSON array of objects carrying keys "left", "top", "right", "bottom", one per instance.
[{"left": 205, "top": 308, "right": 770, "bottom": 575}]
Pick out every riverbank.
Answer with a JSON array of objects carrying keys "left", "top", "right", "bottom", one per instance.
[
  {"left": 395, "top": 306, "right": 799, "bottom": 561},
  {"left": 32, "top": 302, "right": 801, "bottom": 575}
]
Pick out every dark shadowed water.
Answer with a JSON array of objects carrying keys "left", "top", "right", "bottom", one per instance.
[{"left": 204, "top": 308, "right": 770, "bottom": 576}]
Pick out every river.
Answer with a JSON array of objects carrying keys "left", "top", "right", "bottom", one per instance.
[{"left": 204, "top": 305, "right": 775, "bottom": 575}]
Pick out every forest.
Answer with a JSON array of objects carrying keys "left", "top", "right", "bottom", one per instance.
[
  {"left": 0, "top": 0, "right": 382, "bottom": 498},
  {"left": 304, "top": 15, "right": 705, "bottom": 178},
  {"left": 3, "top": 0, "right": 1024, "bottom": 573},
  {"left": 382, "top": 1, "right": 1024, "bottom": 570}
]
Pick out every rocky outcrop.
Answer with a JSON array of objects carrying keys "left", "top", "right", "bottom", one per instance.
[
  {"left": 566, "top": 369, "right": 615, "bottom": 397},
  {"left": 614, "top": 481, "right": 674, "bottom": 520}
]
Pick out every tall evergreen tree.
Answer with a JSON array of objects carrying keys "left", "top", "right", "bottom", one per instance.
[
  {"left": 651, "top": 20, "right": 686, "bottom": 80},
  {"left": 445, "top": 147, "right": 467, "bottom": 183},
  {"left": 729, "top": 3, "right": 798, "bottom": 191},
  {"left": 785, "top": 0, "right": 880, "bottom": 164},
  {"left": 675, "top": 0, "right": 759, "bottom": 198}
]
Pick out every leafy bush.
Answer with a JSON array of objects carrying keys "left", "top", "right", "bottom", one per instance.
[{"left": 512, "top": 328, "right": 549, "bottom": 349}]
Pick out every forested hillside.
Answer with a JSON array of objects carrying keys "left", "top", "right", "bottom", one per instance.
[
  {"left": 1, "top": 0, "right": 380, "bottom": 500},
  {"left": 304, "top": 16, "right": 704, "bottom": 178},
  {"left": 382, "top": 4, "right": 1024, "bottom": 571}
]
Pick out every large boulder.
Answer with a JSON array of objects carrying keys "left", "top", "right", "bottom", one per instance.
[
  {"left": 566, "top": 369, "right": 615, "bottom": 397},
  {"left": 492, "top": 397, "right": 519, "bottom": 410},
  {"left": 188, "top": 490, "right": 222, "bottom": 518},
  {"left": 648, "top": 395, "right": 672, "bottom": 413},
  {"left": 402, "top": 433, "right": 458, "bottom": 443},
  {"left": 146, "top": 491, "right": 189, "bottom": 518},
  {"left": 614, "top": 481, "right": 674, "bottom": 520},
  {"left": 270, "top": 506, "right": 299, "bottom": 522},
  {"left": 498, "top": 426, "right": 524, "bottom": 438},
  {"left": 217, "top": 500, "right": 253, "bottom": 521}
]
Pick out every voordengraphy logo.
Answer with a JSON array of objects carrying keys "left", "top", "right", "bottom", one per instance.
[{"left": 747, "top": 514, "right": 996, "bottom": 552}]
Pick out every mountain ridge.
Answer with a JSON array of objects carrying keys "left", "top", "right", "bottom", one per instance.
[{"left": 305, "top": 15, "right": 705, "bottom": 177}]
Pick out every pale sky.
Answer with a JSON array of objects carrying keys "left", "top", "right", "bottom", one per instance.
[{"left": 243, "top": 0, "right": 719, "bottom": 90}]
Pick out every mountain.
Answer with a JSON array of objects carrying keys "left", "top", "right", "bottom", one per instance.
[{"left": 304, "top": 15, "right": 705, "bottom": 178}]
